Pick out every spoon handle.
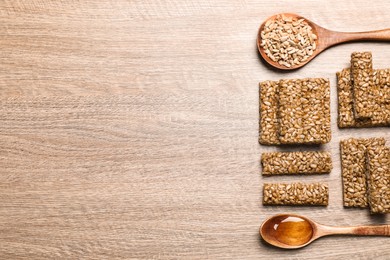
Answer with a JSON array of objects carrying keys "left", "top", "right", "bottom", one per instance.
[
  {"left": 330, "top": 28, "right": 390, "bottom": 45},
  {"left": 320, "top": 224, "right": 390, "bottom": 236},
  {"left": 351, "top": 225, "right": 390, "bottom": 236}
]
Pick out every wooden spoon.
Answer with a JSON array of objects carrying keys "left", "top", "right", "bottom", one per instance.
[
  {"left": 257, "top": 13, "right": 390, "bottom": 70},
  {"left": 260, "top": 213, "right": 390, "bottom": 249}
]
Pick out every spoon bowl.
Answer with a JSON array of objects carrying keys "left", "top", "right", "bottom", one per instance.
[
  {"left": 257, "top": 13, "right": 390, "bottom": 70},
  {"left": 260, "top": 213, "right": 390, "bottom": 249}
]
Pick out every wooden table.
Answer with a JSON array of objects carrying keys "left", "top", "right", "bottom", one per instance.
[{"left": 1, "top": 1, "right": 389, "bottom": 259}]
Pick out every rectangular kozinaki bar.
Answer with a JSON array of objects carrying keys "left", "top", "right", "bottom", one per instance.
[
  {"left": 351, "top": 51, "right": 373, "bottom": 119},
  {"left": 261, "top": 151, "right": 332, "bottom": 175},
  {"left": 263, "top": 182, "right": 329, "bottom": 206},
  {"left": 259, "top": 81, "right": 280, "bottom": 145},
  {"left": 366, "top": 145, "right": 390, "bottom": 214}
]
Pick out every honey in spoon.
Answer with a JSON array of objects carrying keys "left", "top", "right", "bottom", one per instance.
[
  {"left": 261, "top": 215, "right": 313, "bottom": 246},
  {"left": 260, "top": 214, "right": 390, "bottom": 249}
]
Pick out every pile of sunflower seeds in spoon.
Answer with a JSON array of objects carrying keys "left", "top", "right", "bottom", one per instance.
[{"left": 260, "top": 14, "right": 318, "bottom": 68}]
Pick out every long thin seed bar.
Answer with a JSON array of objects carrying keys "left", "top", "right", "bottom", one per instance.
[
  {"left": 261, "top": 151, "right": 332, "bottom": 175},
  {"left": 351, "top": 52, "right": 373, "bottom": 119},
  {"left": 340, "top": 138, "right": 386, "bottom": 207},
  {"left": 259, "top": 81, "right": 280, "bottom": 145},
  {"left": 366, "top": 145, "right": 390, "bottom": 214},
  {"left": 278, "top": 78, "right": 331, "bottom": 144},
  {"left": 263, "top": 183, "right": 329, "bottom": 206},
  {"left": 336, "top": 68, "right": 372, "bottom": 128},
  {"left": 369, "top": 68, "right": 390, "bottom": 125},
  {"left": 373, "top": 68, "right": 390, "bottom": 104}
]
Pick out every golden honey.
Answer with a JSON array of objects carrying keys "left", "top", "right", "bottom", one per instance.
[{"left": 264, "top": 216, "right": 313, "bottom": 246}]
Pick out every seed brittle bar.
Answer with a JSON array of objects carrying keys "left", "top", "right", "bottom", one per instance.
[
  {"left": 373, "top": 68, "right": 390, "bottom": 104},
  {"left": 369, "top": 68, "right": 390, "bottom": 125},
  {"left": 340, "top": 138, "right": 386, "bottom": 208},
  {"left": 278, "top": 78, "right": 331, "bottom": 144},
  {"left": 261, "top": 151, "right": 332, "bottom": 175},
  {"left": 366, "top": 145, "right": 390, "bottom": 214},
  {"left": 351, "top": 52, "right": 373, "bottom": 119},
  {"left": 259, "top": 81, "right": 280, "bottom": 145},
  {"left": 263, "top": 182, "right": 328, "bottom": 206},
  {"left": 336, "top": 68, "right": 372, "bottom": 128}
]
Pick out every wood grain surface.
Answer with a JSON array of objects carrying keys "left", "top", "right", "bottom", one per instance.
[{"left": 0, "top": 0, "right": 389, "bottom": 259}]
